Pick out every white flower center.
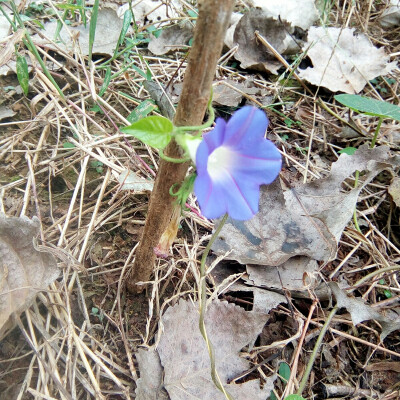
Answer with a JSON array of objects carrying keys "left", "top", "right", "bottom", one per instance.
[{"left": 207, "top": 146, "right": 235, "bottom": 181}]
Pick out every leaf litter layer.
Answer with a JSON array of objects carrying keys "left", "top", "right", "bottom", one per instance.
[{"left": 0, "top": 0, "right": 400, "bottom": 399}]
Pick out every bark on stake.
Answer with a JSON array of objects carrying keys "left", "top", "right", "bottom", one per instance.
[{"left": 127, "top": 0, "right": 235, "bottom": 293}]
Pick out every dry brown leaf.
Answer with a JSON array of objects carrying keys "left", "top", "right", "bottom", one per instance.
[
  {"left": 330, "top": 282, "right": 400, "bottom": 339},
  {"left": 0, "top": 106, "right": 16, "bottom": 121},
  {"left": 32, "top": 8, "right": 123, "bottom": 56},
  {"left": 248, "top": 0, "right": 319, "bottom": 30},
  {"left": 0, "top": 30, "right": 25, "bottom": 69},
  {"left": 136, "top": 348, "right": 169, "bottom": 400},
  {"left": 0, "top": 8, "right": 12, "bottom": 40},
  {"left": 148, "top": 22, "right": 193, "bottom": 55},
  {"left": 118, "top": 170, "right": 154, "bottom": 192},
  {"left": 388, "top": 177, "right": 400, "bottom": 207},
  {"left": 140, "top": 300, "right": 276, "bottom": 400},
  {"left": 0, "top": 214, "right": 59, "bottom": 340},
  {"left": 224, "top": 12, "right": 243, "bottom": 49},
  {"left": 212, "top": 145, "right": 400, "bottom": 267},
  {"left": 365, "top": 361, "right": 400, "bottom": 373},
  {"left": 117, "top": 0, "right": 182, "bottom": 26},
  {"left": 232, "top": 9, "right": 290, "bottom": 74},
  {"left": 247, "top": 257, "right": 321, "bottom": 295},
  {"left": 379, "top": 0, "right": 400, "bottom": 28},
  {"left": 298, "top": 27, "right": 396, "bottom": 93},
  {"left": 212, "top": 80, "right": 268, "bottom": 107}
]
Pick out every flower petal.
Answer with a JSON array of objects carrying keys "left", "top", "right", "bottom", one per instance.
[
  {"left": 194, "top": 106, "right": 282, "bottom": 221},
  {"left": 225, "top": 106, "right": 269, "bottom": 148},
  {"left": 203, "top": 117, "right": 226, "bottom": 152},
  {"left": 194, "top": 173, "right": 228, "bottom": 219},
  {"left": 232, "top": 140, "right": 282, "bottom": 184}
]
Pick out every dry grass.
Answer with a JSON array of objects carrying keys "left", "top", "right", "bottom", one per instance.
[{"left": 1, "top": 0, "right": 400, "bottom": 399}]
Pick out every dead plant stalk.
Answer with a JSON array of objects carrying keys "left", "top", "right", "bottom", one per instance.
[{"left": 127, "top": 0, "right": 235, "bottom": 293}]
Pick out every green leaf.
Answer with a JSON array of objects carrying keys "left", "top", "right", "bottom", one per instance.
[
  {"left": 187, "top": 9, "right": 198, "bottom": 18},
  {"left": 269, "top": 391, "right": 278, "bottom": 400},
  {"left": 338, "top": 147, "right": 357, "bottom": 155},
  {"left": 131, "top": 64, "right": 149, "bottom": 79},
  {"left": 127, "top": 100, "right": 157, "bottom": 123},
  {"left": 384, "top": 289, "right": 393, "bottom": 298},
  {"left": 121, "top": 115, "right": 173, "bottom": 149},
  {"left": 88, "top": 0, "right": 100, "bottom": 63},
  {"left": 279, "top": 362, "right": 291, "bottom": 384},
  {"left": 117, "top": 8, "right": 132, "bottom": 50},
  {"left": 335, "top": 94, "right": 400, "bottom": 122},
  {"left": 284, "top": 395, "right": 306, "bottom": 400},
  {"left": 63, "top": 142, "right": 76, "bottom": 149},
  {"left": 99, "top": 66, "right": 111, "bottom": 97},
  {"left": 16, "top": 55, "right": 29, "bottom": 95}
]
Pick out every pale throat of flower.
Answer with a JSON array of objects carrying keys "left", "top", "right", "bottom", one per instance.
[{"left": 207, "top": 146, "right": 236, "bottom": 181}]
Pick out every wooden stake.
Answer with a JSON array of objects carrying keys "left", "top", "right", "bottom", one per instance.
[{"left": 127, "top": 0, "right": 235, "bottom": 293}]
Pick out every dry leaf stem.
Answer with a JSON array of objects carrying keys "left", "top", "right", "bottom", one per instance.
[{"left": 127, "top": 0, "right": 235, "bottom": 293}]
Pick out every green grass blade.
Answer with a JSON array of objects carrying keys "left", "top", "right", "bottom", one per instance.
[
  {"left": 116, "top": 8, "right": 132, "bottom": 51},
  {"left": 88, "top": 0, "right": 99, "bottom": 64},
  {"left": 16, "top": 54, "right": 29, "bottom": 95},
  {"left": 7, "top": 2, "right": 64, "bottom": 98},
  {"left": 99, "top": 66, "right": 111, "bottom": 97}
]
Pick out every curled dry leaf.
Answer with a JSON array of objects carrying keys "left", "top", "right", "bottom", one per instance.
[
  {"left": 0, "top": 214, "right": 59, "bottom": 340},
  {"left": 212, "top": 145, "right": 400, "bottom": 268},
  {"left": 330, "top": 282, "right": 400, "bottom": 339},
  {"left": 298, "top": 27, "right": 397, "bottom": 93},
  {"left": 148, "top": 22, "right": 193, "bottom": 55},
  {"left": 136, "top": 300, "right": 276, "bottom": 400}
]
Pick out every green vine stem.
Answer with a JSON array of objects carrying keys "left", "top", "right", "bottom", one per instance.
[
  {"left": 297, "top": 306, "right": 338, "bottom": 396},
  {"left": 198, "top": 213, "right": 233, "bottom": 400},
  {"left": 158, "top": 149, "right": 191, "bottom": 163},
  {"left": 174, "top": 92, "right": 215, "bottom": 134}
]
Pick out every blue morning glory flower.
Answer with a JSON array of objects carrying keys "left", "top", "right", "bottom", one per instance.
[{"left": 194, "top": 106, "right": 282, "bottom": 220}]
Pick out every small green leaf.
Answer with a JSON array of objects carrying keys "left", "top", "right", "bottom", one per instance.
[
  {"left": 338, "top": 147, "right": 357, "bottom": 155},
  {"left": 284, "top": 395, "right": 306, "bottom": 400},
  {"left": 279, "top": 362, "right": 291, "bottom": 384},
  {"left": 269, "top": 391, "right": 278, "bottom": 400},
  {"left": 16, "top": 55, "right": 29, "bottom": 95},
  {"left": 384, "top": 289, "right": 393, "bottom": 298},
  {"left": 146, "top": 25, "right": 162, "bottom": 38},
  {"left": 127, "top": 100, "right": 157, "bottom": 123},
  {"left": 121, "top": 115, "right": 173, "bottom": 149},
  {"left": 117, "top": 9, "right": 132, "bottom": 49},
  {"left": 187, "top": 9, "right": 198, "bottom": 18},
  {"left": 335, "top": 94, "right": 400, "bottom": 122},
  {"left": 63, "top": 142, "right": 76, "bottom": 149}
]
